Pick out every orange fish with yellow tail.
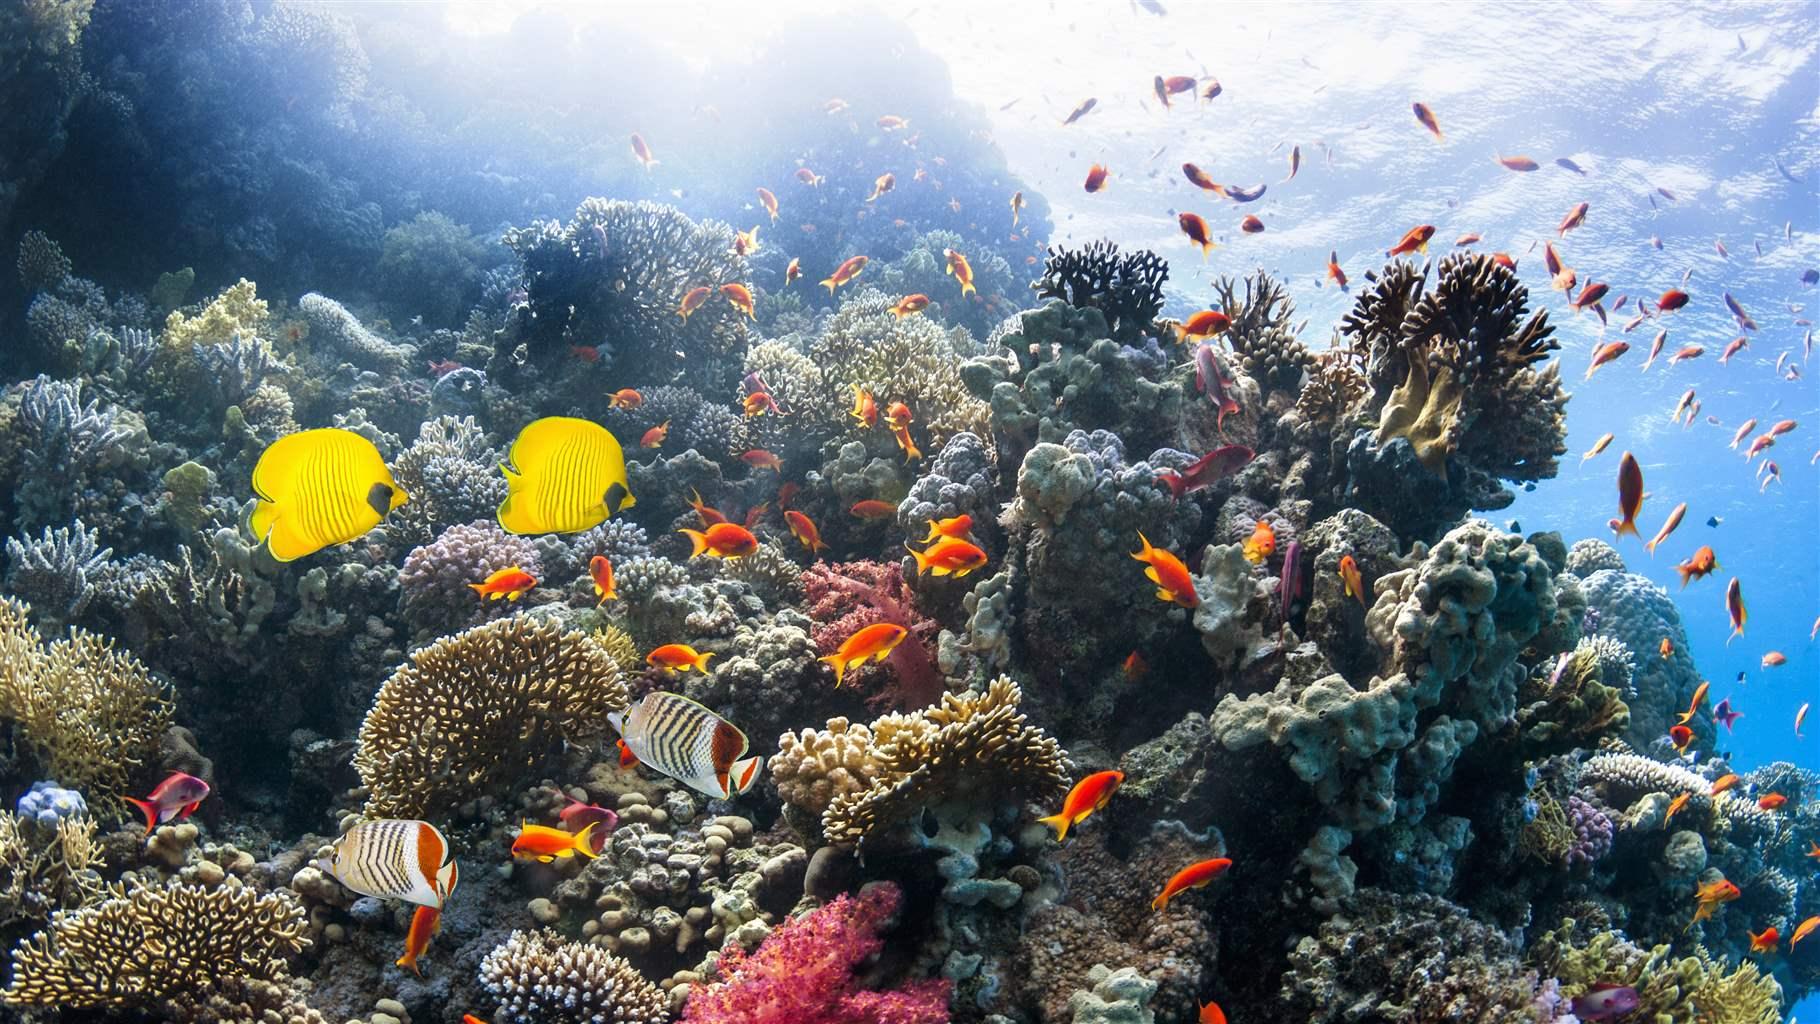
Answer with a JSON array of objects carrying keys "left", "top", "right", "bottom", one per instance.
[
  {"left": 1152, "top": 857, "right": 1231, "bottom": 911},
  {"left": 1037, "top": 770, "right": 1124, "bottom": 842},
  {"left": 646, "top": 643, "right": 716, "bottom": 673},
  {"left": 720, "top": 282, "right": 756, "bottom": 320},
  {"left": 755, "top": 187, "right": 778, "bottom": 223},
  {"left": 469, "top": 566, "right": 536, "bottom": 601},
  {"left": 1178, "top": 213, "right": 1215, "bottom": 259},
  {"left": 677, "top": 286, "right": 711, "bottom": 321},
  {"left": 921, "top": 514, "right": 973, "bottom": 543},
  {"left": 1338, "top": 555, "right": 1367, "bottom": 607},
  {"left": 891, "top": 294, "right": 931, "bottom": 318},
  {"left": 1131, "top": 532, "right": 1198, "bottom": 609},
  {"left": 906, "top": 537, "right": 986, "bottom": 577},
  {"left": 1387, "top": 224, "right": 1435, "bottom": 257},
  {"left": 589, "top": 555, "right": 616, "bottom": 605},
  {"left": 865, "top": 173, "right": 896, "bottom": 202},
  {"left": 821, "top": 255, "right": 869, "bottom": 294},
  {"left": 396, "top": 905, "right": 440, "bottom": 977},
  {"left": 848, "top": 385, "right": 878, "bottom": 428},
  {"left": 511, "top": 821, "right": 600, "bottom": 863},
  {"left": 819, "top": 622, "right": 908, "bottom": 686},
  {"left": 944, "top": 248, "right": 977, "bottom": 296},
  {"left": 679, "top": 522, "right": 759, "bottom": 559},
  {"left": 784, "top": 510, "right": 827, "bottom": 554},
  {"left": 630, "top": 132, "right": 657, "bottom": 170}
]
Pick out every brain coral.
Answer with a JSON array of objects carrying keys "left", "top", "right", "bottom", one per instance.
[{"left": 354, "top": 615, "right": 628, "bottom": 818}]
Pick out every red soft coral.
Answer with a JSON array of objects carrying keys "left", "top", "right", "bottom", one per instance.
[
  {"left": 681, "top": 883, "right": 950, "bottom": 1024},
  {"left": 801, "top": 561, "right": 944, "bottom": 709}
]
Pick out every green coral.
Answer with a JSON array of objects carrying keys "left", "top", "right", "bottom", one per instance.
[
  {"left": 1529, "top": 919, "right": 1709, "bottom": 1024},
  {"left": 149, "top": 266, "right": 194, "bottom": 312},
  {"left": 161, "top": 278, "right": 269, "bottom": 351},
  {"left": 1514, "top": 642, "right": 1631, "bottom": 750},
  {"left": 1689, "top": 954, "right": 1783, "bottom": 1024},
  {"left": 159, "top": 460, "right": 214, "bottom": 535},
  {"left": 1516, "top": 788, "right": 1576, "bottom": 864}
]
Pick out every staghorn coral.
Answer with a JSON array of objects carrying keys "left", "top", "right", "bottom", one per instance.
[
  {"left": 480, "top": 928, "right": 670, "bottom": 1024},
  {"left": 398, "top": 519, "right": 545, "bottom": 639},
  {"left": 160, "top": 278, "right": 269, "bottom": 351},
  {"left": 354, "top": 614, "right": 628, "bottom": 819},
  {"left": 502, "top": 197, "right": 748, "bottom": 390},
  {"left": 4, "top": 879, "right": 312, "bottom": 1018},
  {"left": 0, "top": 598, "right": 172, "bottom": 804},
  {"left": 14, "top": 373, "right": 141, "bottom": 532},
  {"left": 819, "top": 677, "right": 1069, "bottom": 847},
  {"left": 16, "top": 229, "right": 70, "bottom": 293},
  {"left": 1214, "top": 270, "right": 1315, "bottom": 395},
  {"left": 808, "top": 287, "right": 990, "bottom": 448},
  {"left": 195, "top": 331, "right": 281, "bottom": 409},
  {"left": 681, "top": 882, "right": 949, "bottom": 1024},
  {"left": 4, "top": 518, "right": 110, "bottom": 630},
  {"left": 1579, "top": 752, "right": 1778, "bottom": 838},
  {"left": 1034, "top": 240, "right": 1168, "bottom": 343}
]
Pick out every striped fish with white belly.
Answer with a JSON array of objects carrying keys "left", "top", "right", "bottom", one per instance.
[
  {"left": 609, "top": 691, "right": 763, "bottom": 799},
  {"left": 322, "top": 819, "right": 459, "bottom": 909}
]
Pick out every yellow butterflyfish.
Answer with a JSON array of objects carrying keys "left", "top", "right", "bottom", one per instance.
[
  {"left": 496, "top": 416, "right": 634, "bottom": 535},
  {"left": 248, "top": 428, "right": 407, "bottom": 562}
]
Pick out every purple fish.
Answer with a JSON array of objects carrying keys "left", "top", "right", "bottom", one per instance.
[
  {"left": 1279, "top": 540, "right": 1305, "bottom": 626},
  {"left": 1570, "top": 983, "right": 1639, "bottom": 1021},
  {"left": 1194, "top": 344, "right": 1241, "bottom": 432},
  {"left": 1158, "top": 445, "right": 1254, "bottom": 498},
  {"left": 558, "top": 795, "right": 618, "bottom": 854},
  {"left": 1713, "top": 698, "right": 1743, "bottom": 733}
]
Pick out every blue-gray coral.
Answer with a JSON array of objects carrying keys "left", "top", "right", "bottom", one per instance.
[{"left": 4, "top": 519, "right": 110, "bottom": 629}]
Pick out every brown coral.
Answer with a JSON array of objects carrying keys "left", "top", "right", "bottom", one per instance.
[
  {"left": 0, "top": 598, "right": 174, "bottom": 803},
  {"left": 4, "top": 880, "right": 310, "bottom": 1017},
  {"left": 354, "top": 614, "right": 629, "bottom": 818},
  {"left": 479, "top": 928, "right": 670, "bottom": 1024},
  {"left": 808, "top": 287, "right": 990, "bottom": 446},
  {"left": 818, "top": 678, "right": 1069, "bottom": 846},
  {"left": 1214, "top": 270, "right": 1315, "bottom": 395}
]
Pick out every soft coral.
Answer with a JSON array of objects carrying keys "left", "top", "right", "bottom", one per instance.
[
  {"left": 802, "top": 561, "right": 944, "bottom": 709},
  {"left": 681, "top": 883, "right": 950, "bottom": 1024}
]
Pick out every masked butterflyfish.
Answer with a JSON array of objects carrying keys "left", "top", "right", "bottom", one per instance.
[
  {"left": 322, "top": 818, "right": 459, "bottom": 909},
  {"left": 609, "top": 691, "right": 762, "bottom": 799},
  {"left": 249, "top": 428, "right": 407, "bottom": 562},
  {"left": 496, "top": 416, "right": 634, "bottom": 535}
]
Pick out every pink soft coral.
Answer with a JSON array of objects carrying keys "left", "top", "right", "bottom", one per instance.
[
  {"left": 681, "top": 883, "right": 949, "bottom": 1024},
  {"left": 801, "top": 561, "right": 944, "bottom": 709}
]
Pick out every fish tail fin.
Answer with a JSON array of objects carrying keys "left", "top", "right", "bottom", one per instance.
[
  {"left": 396, "top": 952, "right": 421, "bottom": 977},
  {"left": 962, "top": 281, "right": 977, "bottom": 297},
  {"left": 1151, "top": 892, "right": 1169, "bottom": 912},
  {"left": 124, "top": 796, "right": 159, "bottom": 834},
  {"left": 821, "top": 279, "right": 836, "bottom": 295},
  {"left": 693, "top": 650, "right": 717, "bottom": 673},
  {"left": 680, "top": 528, "right": 709, "bottom": 558},
  {"left": 820, "top": 653, "right": 847, "bottom": 687},
  {"left": 731, "top": 756, "right": 762, "bottom": 794},
  {"left": 1646, "top": 537, "right": 1660, "bottom": 556},
  {"left": 905, "top": 542, "right": 931, "bottom": 574},
  {"left": 572, "top": 822, "right": 598, "bottom": 859},
  {"left": 1037, "top": 813, "right": 1071, "bottom": 842},
  {"left": 1615, "top": 519, "right": 1641, "bottom": 539},
  {"left": 921, "top": 522, "right": 942, "bottom": 543}
]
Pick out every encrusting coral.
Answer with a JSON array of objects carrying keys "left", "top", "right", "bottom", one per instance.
[{"left": 354, "top": 614, "right": 629, "bottom": 819}]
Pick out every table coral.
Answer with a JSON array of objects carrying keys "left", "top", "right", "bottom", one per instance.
[{"left": 354, "top": 614, "right": 628, "bottom": 819}]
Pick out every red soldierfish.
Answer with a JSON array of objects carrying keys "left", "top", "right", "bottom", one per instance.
[
  {"left": 125, "top": 771, "right": 211, "bottom": 834},
  {"left": 1157, "top": 446, "right": 1255, "bottom": 498}
]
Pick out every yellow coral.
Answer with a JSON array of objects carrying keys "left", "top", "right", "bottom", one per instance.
[
  {"left": 355, "top": 615, "right": 629, "bottom": 819},
  {"left": 589, "top": 624, "right": 642, "bottom": 677},
  {"left": 161, "top": 278, "right": 269, "bottom": 350},
  {"left": 1690, "top": 952, "right": 1782, "bottom": 1024},
  {"left": 0, "top": 599, "right": 174, "bottom": 804},
  {"left": 0, "top": 811, "right": 103, "bottom": 928}
]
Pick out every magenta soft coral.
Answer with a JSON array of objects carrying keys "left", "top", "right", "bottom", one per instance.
[
  {"left": 681, "top": 883, "right": 950, "bottom": 1024},
  {"left": 801, "top": 561, "right": 944, "bottom": 709}
]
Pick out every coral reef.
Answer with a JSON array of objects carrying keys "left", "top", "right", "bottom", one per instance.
[
  {"left": 1033, "top": 241, "right": 1169, "bottom": 343},
  {"left": 480, "top": 929, "right": 670, "bottom": 1024}
]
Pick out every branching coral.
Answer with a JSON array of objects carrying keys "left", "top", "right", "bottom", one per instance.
[
  {"left": 0, "top": 598, "right": 173, "bottom": 804},
  {"left": 14, "top": 373, "right": 140, "bottom": 531},
  {"left": 384, "top": 415, "right": 508, "bottom": 548},
  {"left": 1214, "top": 270, "right": 1315, "bottom": 395},
  {"left": 479, "top": 929, "right": 670, "bottom": 1024},
  {"left": 4, "top": 518, "right": 110, "bottom": 630},
  {"left": 817, "top": 678, "right": 1069, "bottom": 847},
  {"left": 354, "top": 614, "right": 628, "bottom": 819},
  {"left": 807, "top": 287, "right": 989, "bottom": 447},
  {"left": 1034, "top": 240, "right": 1168, "bottom": 342},
  {"left": 1514, "top": 637, "right": 1632, "bottom": 751},
  {"left": 1526, "top": 918, "right": 1778, "bottom": 1023},
  {"left": 161, "top": 278, "right": 269, "bottom": 351},
  {"left": 398, "top": 519, "right": 544, "bottom": 638},
  {"left": 681, "top": 883, "right": 949, "bottom": 1024},
  {"left": 0, "top": 810, "right": 103, "bottom": 929},
  {"left": 502, "top": 197, "right": 748, "bottom": 389},
  {"left": 4, "top": 880, "right": 311, "bottom": 1016}
]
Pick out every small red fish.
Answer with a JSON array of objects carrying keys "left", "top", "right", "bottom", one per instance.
[
  {"left": 1749, "top": 926, "right": 1780, "bottom": 954},
  {"left": 1670, "top": 723, "right": 1694, "bottom": 755},
  {"left": 741, "top": 449, "right": 783, "bottom": 472},
  {"left": 396, "top": 904, "right": 440, "bottom": 977},
  {"left": 891, "top": 293, "right": 931, "bottom": 319},
  {"left": 1182, "top": 162, "right": 1221, "bottom": 192},
  {"left": 1614, "top": 452, "right": 1643, "bottom": 538},
  {"left": 1656, "top": 289, "right": 1689, "bottom": 313},
  {"left": 820, "top": 255, "right": 869, "bottom": 294},
  {"left": 630, "top": 132, "right": 657, "bottom": 170},
  {"left": 1239, "top": 214, "right": 1265, "bottom": 234},
  {"left": 1557, "top": 201, "right": 1589, "bottom": 236},
  {"left": 679, "top": 523, "right": 760, "bottom": 559},
  {"left": 1036, "top": 770, "right": 1124, "bottom": 842},
  {"left": 755, "top": 187, "right": 778, "bottom": 223},
  {"left": 1338, "top": 554, "right": 1367, "bottom": 607},
  {"left": 1584, "top": 340, "right": 1628, "bottom": 378},
  {"left": 1178, "top": 212, "right": 1215, "bottom": 259},
  {"left": 640, "top": 421, "right": 669, "bottom": 448},
  {"left": 720, "top": 282, "right": 756, "bottom": 320},
  {"left": 741, "top": 391, "right": 781, "bottom": 417},
  {"left": 469, "top": 566, "right": 537, "bottom": 601},
  {"left": 1084, "top": 164, "right": 1110, "bottom": 193},
  {"left": 1176, "top": 311, "right": 1232, "bottom": 342},
  {"left": 1412, "top": 101, "right": 1443, "bottom": 140},
  {"left": 589, "top": 555, "right": 616, "bottom": 604},
  {"left": 608, "top": 388, "right": 643, "bottom": 410},
  {"left": 1675, "top": 546, "right": 1717, "bottom": 588},
  {"left": 784, "top": 510, "right": 827, "bottom": 554},
  {"left": 1495, "top": 153, "right": 1539, "bottom": 172},
  {"left": 678, "top": 286, "right": 712, "bottom": 321},
  {"left": 849, "top": 499, "right": 898, "bottom": 520},
  {"left": 570, "top": 345, "right": 600, "bottom": 363},
  {"left": 125, "top": 771, "right": 211, "bottom": 834},
  {"left": 1387, "top": 224, "right": 1435, "bottom": 257},
  {"left": 687, "top": 487, "right": 727, "bottom": 526},
  {"left": 1758, "top": 793, "right": 1788, "bottom": 811},
  {"left": 1152, "top": 857, "right": 1232, "bottom": 911},
  {"left": 1725, "top": 577, "right": 1746, "bottom": 644},
  {"left": 1718, "top": 336, "right": 1749, "bottom": 364},
  {"left": 1326, "top": 250, "right": 1348, "bottom": 289}
]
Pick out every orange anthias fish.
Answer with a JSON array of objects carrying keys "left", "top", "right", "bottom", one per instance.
[
  {"left": 784, "top": 510, "right": 827, "bottom": 554},
  {"left": 1644, "top": 501, "right": 1686, "bottom": 556},
  {"left": 1152, "top": 857, "right": 1232, "bottom": 911},
  {"left": 795, "top": 167, "right": 824, "bottom": 187},
  {"left": 125, "top": 771, "right": 211, "bottom": 834},
  {"left": 741, "top": 449, "right": 783, "bottom": 472},
  {"left": 1242, "top": 520, "right": 1276, "bottom": 564},
  {"left": 721, "top": 282, "right": 756, "bottom": 320},
  {"left": 1725, "top": 577, "right": 1746, "bottom": 644},
  {"left": 646, "top": 643, "right": 716, "bottom": 673},
  {"left": 511, "top": 821, "right": 600, "bottom": 863},
  {"left": 944, "top": 248, "right": 977, "bottom": 296},
  {"left": 1178, "top": 212, "right": 1215, "bottom": 259},
  {"left": 1762, "top": 651, "right": 1786, "bottom": 669},
  {"left": 819, "top": 622, "right": 908, "bottom": 686},
  {"left": 848, "top": 385, "right": 879, "bottom": 428},
  {"left": 891, "top": 293, "right": 931, "bottom": 318},
  {"left": 885, "top": 401, "right": 914, "bottom": 431},
  {"left": 464, "top": 1015, "right": 489, "bottom": 1024},
  {"left": 396, "top": 904, "right": 440, "bottom": 977},
  {"left": 732, "top": 226, "right": 761, "bottom": 257},
  {"left": 469, "top": 566, "right": 537, "bottom": 601},
  {"left": 1675, "top": 546, "right": 1717, "bottom": 588},
  {"left": 1122, "top": 650, "right": 1148, "bottom": 679},
  {"left": 1176, "top": 310, "right": 1232, "bottom": 343},
  {"left": 1664, "top": 791, "right": 1691, "bottom": 825},
  {"left": 1131, "top": 532, "right": 1199, "bottom": 609},
  {"left": 1690, "top": 878, "right": 1740, "bottom": 928},
  {"left": 784, "top": 257, "right": 801, "bottom": 286},
  {"left": 1387, "top": 224, "right": 1435, "bottom": 257},
  {"left": 891, "top": 424, "right": 922, "bottom": 462},
  {"left": 1495, "top": 152, "right": 1539, "bottom": 171},
  {"left": 1338, "top": 554, "right": 1367, "bottom": 607},
  {"left": 1412, "top": 101, "right": 1443, "bottom": 140},
  {"left": 876, "top": 114, "right": 910, "bottom": 131},
  {"left": 678, "top": 286, "right": 712, "bottom": 321},
  {"left": 680, "top": 522, "right": 760, "bottom": 559},
  {"left": 1557, "top": 201, "right": 1589, "bottom": 236},
  {"left": 906, "top": 536, "right": 987, "bottom": 577},
  {"left": 687, "top": 488, "right": 728, "bottom": 526},
  {"left": 641, "top": 421, "right": 670, "bottom": 448},
  {"left": 1037, "top": 770, "right": 1125, "bottom": 842},
  {"left": 608, "top": 388, "right": 643, "bottom": 410},
  {"left": 1710, "top": 773, "right": 1741, "bottom": 795},
  {"left": 821, "top": 255, "right": 869, "bottom": 294},
  {"left": 1670, "top": 724, "right": 1694, "bottom": 755},
  {"left": 630, "top": 132, "right": 657, "bottom": 170},
  {"left": 1570, "top": 281, "right": 1609, "bottom": 315},
  {"left": 1240, "top": 214, "right": 1265, "bottom": 234},
  {"left": 589, "top": 555, "right": 617, "bottom": 605},
  {"left": 1657, "top": 289, "right": 1690, "bottom": 313},
  {"left": 1162, "top": 75, "right": 1197, "bottom": 96},
  {"left": 1757, "top": 793, "right": 1788, "bottom": 811},
  {"left": 865, "top": 173, "right": 896, "bottom": 203},
  {"left": 921, "top": 514, "right": 973, "bottom": 543},
  {"left": 1200, "top": 1002, "right": 1227, "bottom": 1024},
  {"left": 1718, "top": 336, "right": 1749, "bottom": 364},
  {"left": 1327, "top": 250, "right": 1348, "bottom": 289},
  {"left": 1794, "top": 916, "right": 1820, "bottom": 949},
  {"left": 1614, "top": 452, "right": 1643, "bottom": 538},
  {"left": 1677, "top": 681, "right": 1710, "bottom": 726},
  {"left": 1182, "top": 162, "right": 1221, "bottom": 192},
  {"left": 742, "top": 390, "right": 781, "bottom": 418},
  {"left": 1659, "top": 636, "right": 1674, "bottom": 659},
  {"left": 1084, "top": 164, "right": 1110, "bottom": 193},
  {"left": 1581, "top": 432, "right": 1614, "bottom": 464},
  {"left": 1584, "top": 340, "right": 1628, "bottom": 378},
  {"left": 1749, "top": 926, "right": 1780, "bottom": 954},
  {"left": 849, "top": 499, "right": 897, "bottom": 520},
  {"left": 756, "top": 187, "right": 779, "bottom": 223}
]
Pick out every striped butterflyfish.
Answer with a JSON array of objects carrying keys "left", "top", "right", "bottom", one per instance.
[
  {"left": 496, "top": 416, "right": 634, "bottom": 535},
  {"left": 608, "top": 691, "right": 763, "bottom": 799},
  {"left": 248, "top": 428, "right": 408, "bottom": 562},
  {"left": 322, "top": 819, "right": 459, "bottom": 909}
]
